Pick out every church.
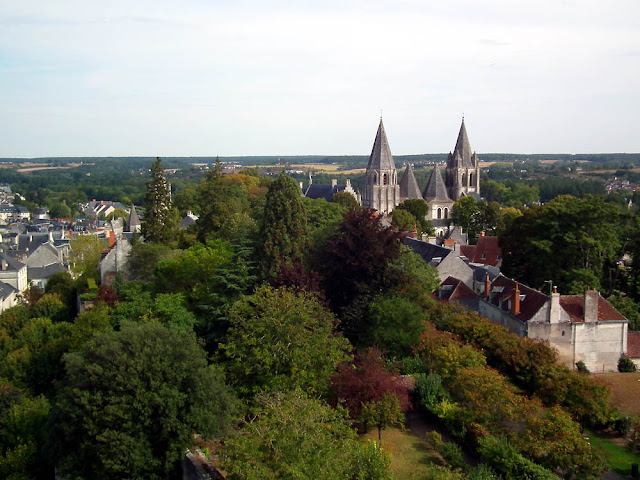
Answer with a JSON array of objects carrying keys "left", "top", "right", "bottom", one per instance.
[{"left": 361, "top": 118, "right": 481, "bottom": 235}]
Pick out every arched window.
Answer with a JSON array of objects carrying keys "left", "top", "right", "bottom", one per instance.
[
  {"left": 444, "top": 208, "right": 448, "bottom": 219},
  {"left": 469, "top": 173, "right": 473, "bottom": 186},
  {"left": 462, "top": 173, "right": 466, "bottom": 187},
  {"left": 373, "top": 173, "right": 377, "bottom": 184},
  {"left": 383, "top": 173, "right": 388, "bottom": 185},
  {"left": 437, "top": 208, "right": 442, "bottom": 219}
]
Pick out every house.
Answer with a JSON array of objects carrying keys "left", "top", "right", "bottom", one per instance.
[
  {"left": 28, "top": 263, "right": 68, "bottom": 289},
  {"left": 179, "top": 211, "right": 199, "bottom": 230},
  {"left": 100, "top": 236, "right": 132, "bottom": 286},
  {"left": 459, "top": 233, "right": 502, "bottom": 267},
  {"left": 0, "top": 253, "right": 28, "bottom": 293},
  {"left": 404, "top": 237, "right": 474, "bottom": 288},
  {"left": 448, "top": 273, "right": 630, "bottom": 373},
  {"left": 303, "top": 177, "right": 359, "bottom": 204}
]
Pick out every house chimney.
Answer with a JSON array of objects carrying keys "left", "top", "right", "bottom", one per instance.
[
  {"left": 332, "top": 179, "right": 337, "bottom": 188},
  {"left": 584, "top": 288, "right": 599, "bottom": 323},
  {"left": 549, "top": 286, "right": 560, "bottom": 324},
  {"left": 109, "top": 230, "right": 115, "bottom": 248},
  {"left": 511, "top": 282, "right": 521, "bottom": 316},
  {"left": 484, "top": 273, "right": 491, "bottom": 299},
  {"left": 480, "top": 231, "right": 485, "bottom": 237},
  {"left": 346, "top": 179, "right": 352, "bottom": 189}
]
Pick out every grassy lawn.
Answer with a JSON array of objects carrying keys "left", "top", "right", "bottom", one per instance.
[
  {"left": 584, "top": 428, "right": 640, "bottom": 475},
  {"left": 360, "top": 427, "right": 447, "bottom": 479}
]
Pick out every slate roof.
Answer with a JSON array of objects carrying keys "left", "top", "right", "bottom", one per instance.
[
  {"left": 559, "top": 295, "right": 627, "bottom": 323},
  {"left": 366, "top": 119, "right": 396, "bottom": 172},
  {"left": 423, "top": 166, "right": 451, "bottom": 202},
  {"left": 179, "top": 212, "right": 199, "bottom": 229},
  {"left": 403, "top": 237, "right": 452, "bottom": 264},
  {"left": 627, "top": 331, "right": 640, "bottom": 358},
  {"left": 127, "top": 205, "right": 141, "bottom": 231},
  {"left": 28, "top": 263, "right": 67, "bottom": 280},
  {"left": 304, "top": 184, "right": 345, "bottom": 202},
  {"left": 451, "top": 119, "right": 476, "bottom": 168},
  {"left": 0, "top": 280, "right": 17, "bottom": 300},
  {"left": 0, "top": 252, "right": 25, "bottom": 272},
  {"left": 399, "top": 164, "right": 422, "bottom": 200}
]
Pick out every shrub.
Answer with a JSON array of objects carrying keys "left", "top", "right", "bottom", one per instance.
[
  {"left": 414, "top": 373, "right": 448, "bottom": 410},
  {"left": 478, "top": 435, "right": 557, "bottom": 480},
  {"left": 426, "top": 430, "right": 443, "bottom": 448},
  {"left": 618, "top": 355, "right": 637, "bottom": 373},
  {"left": 468, "top": 464, "right": 498, "bottom": 480},
  {"left": 439, "top": 442, "right": 465, "bottom": 470},
  {"left": 575, "top": 360, "right": 589, "bottom": 373}
]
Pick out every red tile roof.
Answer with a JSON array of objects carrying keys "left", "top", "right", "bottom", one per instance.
[
  {"left": 559, "top": 295, "right": 627, "bottom": 323},
  {"left": 628, "top": 332, "right": 640, "bottom": 358},
  {"left": 439, "top": 276, "right": 479, "bottom": 303},
  {"left": 458, "top": 236, "right": 502, "bottom": 267},
  {"left": 488, "top": 275, "right": 548, "bottom": 322}
]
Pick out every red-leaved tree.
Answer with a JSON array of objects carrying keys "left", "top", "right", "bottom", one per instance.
[{"left": 331, "top": 347, "right": 411, "bottom": 420}]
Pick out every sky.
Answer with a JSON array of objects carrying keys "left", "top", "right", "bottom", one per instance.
[{"left": 1, "top": 0, "right": 639, "bottom": 157}]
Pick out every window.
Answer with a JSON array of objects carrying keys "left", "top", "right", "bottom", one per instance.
[
  {"left": 437, "top": 208, "right": 442, "bottom": 219},
  {"left": 383, "top": 173, "right": 388, "bottom": 185},
  {"left": 481, "top": 253, "right": 486, "bottom": 259},
  {"left": 444, "top": 208, "right": 448, "bottom": 219},
  {"left": 469, "top": 173, "right": 473, "bottom": 186},
  {"left": 373, "top": 174, "right": 377, "bottom": 184}
]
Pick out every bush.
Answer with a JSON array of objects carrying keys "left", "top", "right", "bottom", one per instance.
[
  {"left": 575, "top": 360, "right": 589, "bottom": 373},
  {"left": 618, "top": 355, "right": 637, "bottom": 373},
  {"left": 478, "top": 435, "right": 558, "bottom": 480},
  {"left": 468, "top": 464, "right": 498, "bottom": 480},
  {"left": 439, "top": 442, "right": 465, "bottom": 470},
  {"left": 426, "top": 430, "right": 443, "bottom": 448},
  {"left": 414, "top": 373, "right": 448, "bottom": 411}
]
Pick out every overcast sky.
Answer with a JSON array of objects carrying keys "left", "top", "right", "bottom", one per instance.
[{"left": 1, "top": 0, "right": 639, "bottom": 157}]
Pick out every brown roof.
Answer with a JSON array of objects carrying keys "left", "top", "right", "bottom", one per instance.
[
  {"left": 489, "top": 275, "right": 549, "bottom": 322},
  {"left": 459, "top": 236, "right": 501, "bottom": 266},
  {"left": 439, "top": 276, "right": 478, "bottom": 302},
  {"left": 627, "top": 332, "right": 640, "bottom": 358},
  {"left": 559, "top": 295, "right": 627, "bottom": 323}
]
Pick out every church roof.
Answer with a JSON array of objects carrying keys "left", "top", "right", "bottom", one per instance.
[
  {"left": 366, "top": 119, "right": 396, "bottom": 172},
  {"left": 423, "top": 165, "right": 451, "bottom": 203},
  {"left": 127, "top": 205, "right": 141, "bottom": 231},
  {"left": 451, "top": 119, "right": 476, "bottom": 168},
  {"left": 399, "top": 163, "right": 422, "bottom": 200}
]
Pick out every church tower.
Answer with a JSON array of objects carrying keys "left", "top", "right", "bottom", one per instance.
[
  {"left": 445, "top": 118, "right": 480, "bottom": 201},
  {"left": 362, "top": 119, "right": 400, "bottom": 214}
]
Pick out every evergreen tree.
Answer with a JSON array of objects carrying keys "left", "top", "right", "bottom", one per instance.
[
  {"left": 260, "top": 172, "right": 309, "bottom": 280},
  {"left": 141, "top": 157, "right": 174, "bottom": 244}
]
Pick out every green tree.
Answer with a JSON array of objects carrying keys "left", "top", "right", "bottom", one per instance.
[
  {"left": 361, "top": 394, "right": 405, "bottom": 443},
  {"left": 395, "top": 199, "right": 434, "bottom": 235},
  {"left": 70, "top": 235, "right": 107, "bottom": 281},
  {"left": 54, "top": 321, "right": 237, "bottom": 480},
  {"left": 451, "top": 196, "right": 481, "bottom": 241},
  {"left": 141, "top": 157, "right": 175, "bottom": 244},
  {"left": 391, "top": 208, "right": 415, "bottom": 232},
  {"left": 219, "top": 286, "right": 350, "bottom": 397},
  {"left": 259, "top": 172, "right": 309, "bottom": 280},
  {"left": 222, "top": 389, "right": 392, "bottom": 480},
  {"left": 332, "top": 191, "right": 360, "bottom": 210}
]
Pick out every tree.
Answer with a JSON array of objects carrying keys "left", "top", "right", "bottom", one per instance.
[
  {"left": 332, "top": 191, "right": 360, "bottom": 210},
  {"left": 70, "top": 235, "right": 106, "bottom": 281},
  {"left": 391, "top": 208, "right": 415, "bottom": 232},
  {"left": 451, "top": 196, "right": 481, "bottom": 241},
  {"left": 361, "top": 394, "right": 405, "bottom": 443},
  {"left": 219, "top": 286, "right": 350, "bottom": 397},
  {"left": 259, "top": 172, "right": 309, "bottom": 280},
  {"left": 222, "top": 389, "right": 392, "bottom": 480},
  {"left": 395, "top": 199, "right": 433, "bottom": 235},
  {"left": 54, "top": 321, "right": 237, "bottom": 480},
  {"left": 331, "top": 348, "right": 411, "bottom": 421},
  {"left": 317, "top": 208, "right": 404, "bottom": 341},
  {"left": 141, "top": 157, "right": 175, "bottom": 244}
]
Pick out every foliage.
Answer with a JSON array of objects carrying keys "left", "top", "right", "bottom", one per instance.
[
  {"left": 390, "top": 208, "right": 416, "bottom": 232},
  {"left": 395, "top": 199, "right": 433, "bottom": 235},
  {"left": 332, "top": 191, "right": 360, "bottom": 210},
  {"left": 127, "top": 242, "right": 174, "bottom": 283},
  {"left": 361, "top": 394, "right": 405, "bottom": 443},
  {"left": 414, "top": 373, "right": 449, "bottom": 410},
  {"left": 220, "top": 286, "right": 350, "bottom": 398},
  {"left": 477, "top": 435, "right": 558, "bottom": 480},
  {"left": 608, "top": 294, "right": 640, "bottom": 330},
  {"left": 44, "top": 272, "right": 76, "bottom": 311},
  {"left": 364, "top": 295, "right": 426, "bottom": 358},
  {"left": 500, "top": 195, "right": 632, "bottom": 294},
  {"left": 318, "top": 208, "right": 405, "bottom": 341},
  {"left": 259, "top": 172, "right": 309, "bottom": 280},
  {"left": 331, "top": 347, "right": 410, "bottom": 420},
  {"left": 575, "top": 360, "right": 590, "bottom": 373},
  {"left": 451, "top": 196, "right": 482, "bottom": 240},
  {"left": 618, "top": 355, "right": 637, "bottom": 372},
  {"left": 222, "top": 389, "right": 392, "bottom": 480},
  {"left": 31, "top": 293, "right": 70, "bottom": 323},
  {"left": 439, "top": 441, "right": 465, "bottom": 471},
  {"left": 54, "top": 321, "right": 237, "bottom": 480},
  {"left": 141, "top": 157, "right": 176, "bottom": 244},
  {"left": 69, "top": 234, "right": 106, "bottom": 280}
]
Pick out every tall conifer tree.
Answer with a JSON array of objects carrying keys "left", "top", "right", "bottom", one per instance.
[
  {"left": 260, "top": 172, "right": 308, "bottom": 280},
  {"left": 141, "top": 157, "right": 174, "bottom": 244}
]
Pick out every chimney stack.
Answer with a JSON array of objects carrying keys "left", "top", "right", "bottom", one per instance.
[
  {"left": 511, "top": 282, "right": 521, "bottom": 316},
  {"left": 484, "top": 273, "right": 491, "bottom": 300},
  {"left": 584, "top": 288, "right": 599, "bottom": 323},
  {"left": 549, "top": 286, "right": 560, "bottom": 324},
  {"left": 331, "top": 179, "right": 337, "bottom": 188}
]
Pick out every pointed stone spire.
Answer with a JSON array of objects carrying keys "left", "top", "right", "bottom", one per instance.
[
  {"left": 366, "top": 119, "right": 396, "bottom": 171},
  {"left": 127, "top": 205, "right": 141, "bottom": 233},
  {"left": 399, "top": 163, "right": 422, "bottom": 200},
  {"left": 453, "top": 118, "right": 475, "bottom": 168},
  {"left": 423, "top": 165, "right": 451, "bottom": 202}
]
